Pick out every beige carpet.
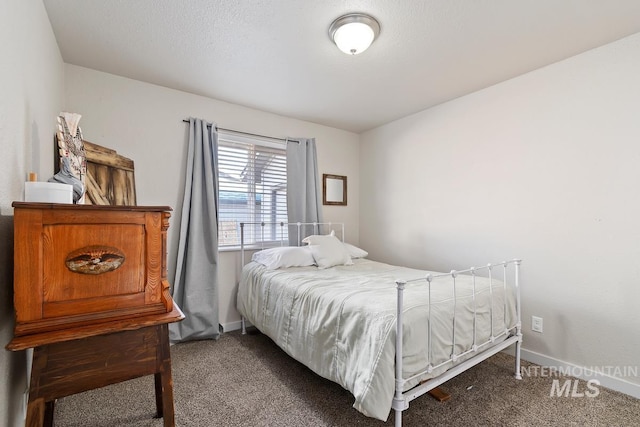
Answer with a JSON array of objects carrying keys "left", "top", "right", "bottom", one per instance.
[{"left": 53, "top": 329, "right": 639, "bottom": 426}]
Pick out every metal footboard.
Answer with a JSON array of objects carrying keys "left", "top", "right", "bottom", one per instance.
[{"left": 392, "top": 260, "right": 522, "bottom": 427}]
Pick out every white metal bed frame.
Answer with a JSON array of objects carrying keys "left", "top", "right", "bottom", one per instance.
[{"left": 238, "top": 222, "right": 522, "bottom": 426}]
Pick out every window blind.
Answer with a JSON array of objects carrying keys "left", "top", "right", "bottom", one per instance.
[{"left": 218, "top": 132, "right": 288, "bottom": 246}]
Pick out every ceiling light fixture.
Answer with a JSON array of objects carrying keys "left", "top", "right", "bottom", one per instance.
[{"left": 329, "top": 13, "right": 380, "bottom": 55}]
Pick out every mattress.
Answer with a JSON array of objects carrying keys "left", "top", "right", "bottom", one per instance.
[{"left": 237, "top": 258, "right": 517, "bottom": 421}]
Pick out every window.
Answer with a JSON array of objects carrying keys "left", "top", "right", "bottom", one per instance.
[{"left": 217, "top": 132, "right": 288, "bottom": 247}]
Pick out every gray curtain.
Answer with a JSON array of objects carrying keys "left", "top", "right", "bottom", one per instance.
[
  {"left": 286, "top": 137, "right": 323, "bottom": 245},
  {"left": 169, "top": 118, "right": 220, "bottom": 343}
]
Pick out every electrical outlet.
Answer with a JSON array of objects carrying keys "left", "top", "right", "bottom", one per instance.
[{"left": 531, "top": 316, "right": 543, "bottom": 333}]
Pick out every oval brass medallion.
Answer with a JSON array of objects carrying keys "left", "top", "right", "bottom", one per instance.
[{"left": 65, "top": 245, "right": 125, "bottom": 275}]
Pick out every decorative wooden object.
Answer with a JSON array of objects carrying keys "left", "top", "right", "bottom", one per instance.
[
  {"left": 427, "top": 386, "right": 451, "bottom": 402},
  {"left": 7, "top": 202, "right": 183, "bottom": 427},
  {"left": 11, "top": 202, "right": 173, "bottom": 337},
  {"left": 83, "top": 140, "right": 137, "bottom": 205}
]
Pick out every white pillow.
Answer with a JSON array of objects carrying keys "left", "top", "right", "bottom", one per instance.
[
  {"left": 302, "top": 234, "right": 353, "bottom": 269},
  {"left": 251, "top": 246, "right": 315, "bottom": 270},
  {"left": 344, "top": 243, "right": 368, "bottom": 259},
  {"left": 301, "top": 230, "right": 335, "bottom": 245},
  {"left": 302, "top": 233, "right": 368, "bottom": 259}
]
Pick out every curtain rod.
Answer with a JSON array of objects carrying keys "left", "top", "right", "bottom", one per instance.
[{"left": 182, "top": 119, "right": 291, "bottom": 143}]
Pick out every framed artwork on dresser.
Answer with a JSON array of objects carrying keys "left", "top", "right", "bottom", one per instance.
[
  {"left": 83, "top": 140, "right": 137, "bottom": 205},
  {"left": 54, "top": 139, "right": 137, "bottom": 206}
]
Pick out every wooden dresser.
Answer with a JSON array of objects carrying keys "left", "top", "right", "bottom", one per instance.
[
  {"left": 7, "top": 202, "right": 184, "bottom": 427},
  {"left": 11, "top": 202, "right": 174, "bottom": 336}
]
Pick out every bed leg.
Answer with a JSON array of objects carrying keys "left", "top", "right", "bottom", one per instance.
[
  {"left": 514, "top": 337, "right": 523, "bottom": 380},
  {"left": 241, "top": 317, "right": 246, "bottom": 335},
  {"left": 513, "top": 259, "right": 523, "bottom": 380},
  {"left": 395, "top": 409, "right": 402, "bottom": 427},
  {"left": 394, "top": 280, "right": 406, "bottom": 427}
]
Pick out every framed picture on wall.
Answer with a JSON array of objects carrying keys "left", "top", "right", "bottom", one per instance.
[{"left": 323, "top": 174, "right": 347, "bottom": 206}]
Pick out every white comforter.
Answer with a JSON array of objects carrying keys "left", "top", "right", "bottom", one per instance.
[{"left": 237, "top": 259, "right": 517, "bottom": 421}]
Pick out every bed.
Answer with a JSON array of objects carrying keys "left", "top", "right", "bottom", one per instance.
[{"left": 236, "top": 222, "right": 522, "bottom": 426}]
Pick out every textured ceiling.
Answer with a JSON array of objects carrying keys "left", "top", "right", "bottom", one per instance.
[{"left": 43, "top": 0, "right": 640, "bottom": 133}]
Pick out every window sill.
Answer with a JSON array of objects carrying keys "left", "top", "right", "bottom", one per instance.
[
  {"left": 219, "top": 246, "right": 244, "bottom": 253},
  {"left": 219, "top": 243, "right": 287, "bottom": 253}
]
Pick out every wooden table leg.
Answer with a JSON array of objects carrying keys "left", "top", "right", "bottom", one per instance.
[
  {"left": 26, "top": 392, "right": 55, "bottom": 427},
  {"left": 156, "top": 324, "right": 175, "bottom": 427},
  {"left": 26, "top": 344, "right": 48, "bottom": 427},
  {"left": 43, "top": 400, "right": 55, "bottom": 427},
  {"left": 26, "top": 397, "right": 45, "bottom": 427},
  {"left": 154, "top": 372, "right": 164, "bottom": 418}
]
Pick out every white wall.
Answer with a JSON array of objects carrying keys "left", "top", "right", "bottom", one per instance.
[
  {"left": 64, "top": 65, "right": 360, "bottom": 330},
  {"left": 360, "top": 33, "right": 640, "bottom": 395},
  {"left": 0, "top": 0, "right": 65, "bottom": 425}
]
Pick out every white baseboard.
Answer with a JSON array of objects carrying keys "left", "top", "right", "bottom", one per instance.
[
  {"left": 512, "top": 348, "right": 640, "bottom": 399},
  {"left": 221, "top": 320, "right": 251, "bottom": 333}
]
